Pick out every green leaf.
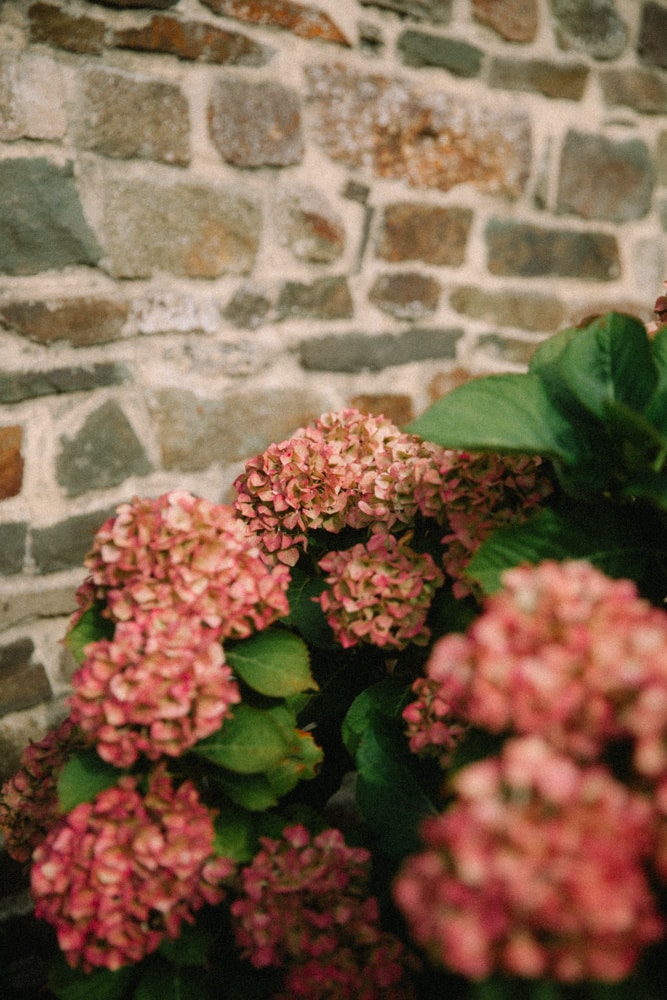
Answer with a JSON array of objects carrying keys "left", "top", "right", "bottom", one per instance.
[
  {"left": 645, "top": 325, "right": 667, "bottom": 433},
  {"left": 407, "top": 373, "right": 579, "bottom": 462},
  {"left": 266, "top": 727, "right": 323, "bottom": 797},
  {"left": 226, "top": 630, "right": 316, "bottom": 699},
  {"left": 133, "top": 959, "right": 208, "bottom": 1000},
  {"left": 282, "top": 563, "right": 336, "bottom": 648},
  {"left": 49, "top": 956, "right": 135, "bottom": 1000},
  {"left": 64, "top": 603, "right": 114, "bottom": 664},
  {"left": 57, "top": 749, "right": 123, "bottom": 812},
  {"left": 193, "top": 704, "right": 289, "bottom": 775},
  {"left": 158, "top": 920, "right": 213, "bottom": 967},
  {"left": 342, "top": 678, "right": 412, "bottom": 757},
  {"left": 213, "top": 802, "right": 256, "bottom": 862},
  {"left": 209, "top": 768, "right": 279, "bottom": 811}
]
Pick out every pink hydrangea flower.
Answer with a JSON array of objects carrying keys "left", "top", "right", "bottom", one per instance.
[
  {"left": 406, "top": 560, "right": 667, "bottom": 767},
  {"left": 69, "top": 608, "right": 241, "bottom": 768},
  {"left": 231, "top": 824, "right": 415, "bottom": 998},
  {"left": 76, "top": 490, "right": 290, "bottom": 639},
  {"left": 0, "top": 717, "right": 84, "bottom": 863},
  {"left": 394, "top": 736, "right": 663, "bottom": 983},
  {"left": 233, "top": 409, "right": 448, "bottom": 565},
  {"left": 31, "top": 765, "right": 234, "bottom": 972},
  {"left": 317, "top": 532, "right": 444, "bottom": 650}
]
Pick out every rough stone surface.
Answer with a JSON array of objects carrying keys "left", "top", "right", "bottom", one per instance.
[
  {"left": 486, "top": 219, "right": 620, "bottom": 280},
  {"left": 208, "top": 78, "right": 303, "bottom": 168},
  {"left": 557, "top": 131, "right": 653, "bottom": 222},
  {"left": 0, "top": 427, "right": 23, "bottom": 501},
  {"left": 306, "top": 64, "right": 531, "bottom": 198},
  {"left": 88, "top": 0, "right": 178, "bottom": 7},
  {"left": 0, "top": 524, "right": 27, "bottom": 576},
  {"left": 28, "top": 2, "right": 105, "bottom": 54},
  {"left": 397, "top": 31, "right": 483, "bottom": 77},
  {"left": 102, "top": 180, "right": 260, "bottom": 278},
  {"left": 276, "top": 276, "right": 354, "bottom": 320},
  {"left": 0, "top": 365, "right": 126, "bottom": 405},
  {"left": 600, "top": 69, "right": 667, "bottom": 114},
  {"left": 150, "top": 387, "right": 328, "bottom": 470},
  {"left": 0, "top": 639, "right": 51, "bottom": 719},
  {"left": 377, "top": 203, "right": 472, "bottom": 265},
  {"left": 450, "top": 286, "right": 565, "bottom": 332},
  {"left": 472, "top": 0, "right": 538, "bottom": 42},
  {"left": 488, "top": 58, "right": 589, "bottom": 100},
  {"left": 368, "top": 272, "right": 441, "bottom": 320},
  {"left": 113, "top": 14, "right": 272, "bottom": 64},
  {"left": 31, "top": 506, "right": 118, "bottom": 574},
  {"left": 0, "top": 298, "right": 128, "bottom": 346},
  {"left": 549, "top": 0, "right": 628, "bottom": 60},
  {"left": 223, "top": 287, "right": 271, "bottom": 329},
  {"left": 0, "top": 159, "right": 100, "bottom": 276},
  {"left": 76, "top": 67, "right": 190, "bottom": 166},
  {"left": 299, "top": 327, "right": 463, "bottom": 372},
  {"left": 359, "top": 0, "right": 452, "bottom": 21},
  {"left": 276, "top": 188, "right": 346, "bottom": 263},
  {"left": 475, "top": 333, "right": 542, "bottom": 366},
  {"left": 0, "top": 52, "right": 67, "bottom": 141},
  {"left": 200, "top": 0, "right": 350, "bottom": 44},
  {"left": 348, "top": 393, "right": 415, "bottom": 426},
  {"left": 638, "top": 2, "right": 667, "bottom": 70},
  {"left": 658, "top": 130, "right": 667, "bottom": 186},
  {"left": 57, "top": 400, "right": 152, "bottom": 498},
  {"left": 0, "top": 580, "right": 75, "bottom": 628}
]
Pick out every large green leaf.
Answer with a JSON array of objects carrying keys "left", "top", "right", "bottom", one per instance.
[
  {"left": 57, "top": 749, "right": 123, "bottom": 812},
  {"left": 408, "top": 373, "right": 580, "bottom": 462},
  {"left": 193, "top": 704, "right": 289, "bottom": 775},
  {"left": 133, "top": 959, "right": 208, "bottom": 1000},
  {"left": 64, "top": 603, "right": 114, "bottom": 663},
  {"left": 226, "top": 630, "right": 316, "bottom": 699},
  {"left": 213, "top": 803, "right": 256, "bottom": 862},
  {"left": 209, "top": 768, "right": 279, "bottom": 811},
  {"left": 645, "top": 325, "right": 667, "bottom": 434},
  {"left": 48, "top": 957, "right": 135, "bottom": 1000},
  {"left": 282, "top": 564, "right": 336, "bottom": 648},
  {"left": 342, "top": 678, "right": 413, "bottom": 758}
]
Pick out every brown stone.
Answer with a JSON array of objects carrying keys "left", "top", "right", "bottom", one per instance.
[
  {"left": 428, "top": 368, "right": 475, "bottom": 402},
  {"left": 0, "top": 427, "right": 23, "bottom": 501},
  {"left": 485, "top": 219, "right": 620, "bottom": 281},
  {"left": 28, "top": 2, "right": 105, "bottom": 54},
  {"left": 475, "top": 333, "right": 542, "bottom": 366},
  {"left": 200, "top": 0, "right": 349, "bottom": 45},
  {"left": 557, "top": 130, "right": 653, "bottom": 223},
  {"left": 488, "top": 58, "right": 589, "bottom": 100},
  {"left": 209, "top": 78, "right": 303, "bottom": 168},
  {"left": 113, "top": 14, "right": 272, "bottom": 65},
  {"left": 276, "top": 188, "right": 345, "bottom": 263},
  {"left": 305, "top": 64, "right": 530, "bottom": 198},
  {"left": 377, "top": 203, "right": 472, "bottom": 265},
  {"left": 0, "top": 638, "right": 51, "bottom": 719},
  {"left": 600, "top": 68, "right": 667, "bottom": 114},
  {"left": 276, "top": 276, "right": 353, "bottom": 320},
  {"left": 349, "top": 393, "right": 415, "bottom": 426},
  {"left": 368, "top": 272, "right": 441, "bottom": 320},
  {"left": 0, "top": 297, "right": 128, "bottom": 346},
  {"left": 472, "top": 0, "right": 537, "bottom": 42},
  {"left": 449, "top": 286, "right": 565, "bottom": 332}
]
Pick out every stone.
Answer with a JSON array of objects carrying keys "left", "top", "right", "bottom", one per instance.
[
  {"left": 368, "top": 272, "right": 441, "bottom": 320},
  {"left": 113, "top": 14, "right": 272, "bottom": 64},
  {"left": 305, "top": 64, "right": 531, "bottom": 198},
  {"left": 223, "top": 287, "right": 271, "bottom": 329},
  {"left": 208, "top": 78, "right": 303, "bottom": 168},
  {"left": 638, "top": 3, "right": 667, "bottom": 70},
  {"left": 276, "top": 276, "right": 353, "bottom": 320},
  {"left": 0, "top": 578, "right": 76, "bottom": 628},
  {"left": 349, "top": 393, "right": 415, "bottom": 426},
  {"left": 0, "top": 52, "right": 67, "bottom": 141},
  {"left": 0, "top": 427, "right": 23, "bottom": 501},
  {"left": 28, "top": 2, "right": 105, "bottom": 54},
  {"left": 377, "top": 203, "right": 472, "bottom": 266},
  {"left": 0, "top": 364, "right": 126, "bottom": 404},
  {"left": 427, "top": 368, "right": 474, "bottom": 402},
  {"left": 76, "top": 67, "right": 190, "bottom": 166},
  {"left": 57, "top": 400, "right": 152, "bottom": 498},
  {"left": 485, "top": 219, "right": 620, "bottom": 280},
  {"left": 299, "top": 327, "right": 463, "bottom": 372},
  {"left": 276, "top": 188, "right": 345, "bottom": 263},
  {"left": 130, "top": 291, "right": 219, "bottom": 335},
  {"left": 449, "top": 286, "right": 565, "bottom": 332},
  {"left": 549, "top": 0, "right": 627, "bottom": 60},
  {"left": 0, "top": 298, "right": 128, "bottom": 346},
  {"left": 658, "top": 131, "right": 667, "bottom": 186},
  {"left": 102, "top": 179, "right": 260, "bottom": 279},
  {"left": 31, "top": 506, "right": 118, "bottom": 574},
  {"left": 0, "top": 523, "right": 27, "bottom": 576},
  {"left": 0, "top": 159, "right": 100, "bottom": 275},
  {"left": 600, "top": 68, "right": 667, "bottom": 114},
  {"left": 199, "top": 0, "right": 349, "bottom": 45},
  {"left": 359, "top": 0, "right": 452, "bottom": 21},
  {"left": 88, "top": 0, "right": 178, "bottom": 7},
  {"left": 472, "top": 0, "right": 538, "bottom": 42},
  {"left": 488, "top": 58, "right": 589, "bottom": 100},
  {"left": 397, "top": 31, "right": 483, "bottom": 76},
  {"left": 0, "top": 639, "right": 51, "bottom": 719},
  {"left": 557, "top": 131, "right": 653, "bottom": 222},
  {"left": 475, "top": 333, "right": 542, "bottom": 366},
  {"left": 149, "top": 387, "right": 328, "bottom": 470}
]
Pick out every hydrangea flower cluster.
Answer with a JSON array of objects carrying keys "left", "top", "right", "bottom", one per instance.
[
  {"left": 30, "top": 765, "right": 233, "bottom": 973},
  {"left": 68, "top": 491, "right": 291, "bottom": 766},
  {"left": 405, "top": 559, "right": 667, "bottom": 770},
  {"left": 0, "top": 717, "right": 84, "bottom": 863},
  {"left": 231, "top": 824, "right": 415, "bottom": 999},
  {"left": 233, "top": 408, "right": 448, "bottom": 565},
  {"left": 394, "top": 735, "right": 664, "bottom": 983},
  {"left": 317, "top": 531, "right": 444, "bottom": 650}
]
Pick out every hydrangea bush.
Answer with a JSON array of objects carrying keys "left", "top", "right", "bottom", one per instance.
[{"left": 4, "top": 312, "right": 667, "bottom": 999}]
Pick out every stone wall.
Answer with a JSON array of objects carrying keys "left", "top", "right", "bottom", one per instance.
[{"left": 0, "top": 0, "right": 667, "bottom": 784}]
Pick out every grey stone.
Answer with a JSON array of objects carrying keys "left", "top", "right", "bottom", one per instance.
[
  {"left": 397, "top": 31, "right": 483, "bottom": 76},
  {"left": 209, "top": 78, "right": 303, "bottom": 168},
  {"left": 0, "top": 524, "right": 27, "bottom": 576},
  {"left": 223, "top": 287, "right": 271, "bottom": 329},
  {"left": 299, "top": 327, "right": 463, "bottom": 372},
  {"left": 31, "top": 506, "right": 118, "bottom": 574},
  {"left": 557, "top": 130, "right": 653, "bottom": 222},
  {"left": 276, "top": 277, "right": 353, "bottom": 321},
  {"left": 0, "top": 364, "right": 126, "bottom": 404},
  {"left": 638, "top": 3, "right": 667, "bottom": 70},
  {"left": 485, "top": 219, "right": 620, "bottom": 280},
  {"left": 359, "top": 0, "right": 452, "bottom": 21},
  {"left": 549, "top": 0, "right": 627, "bottom": 60}
]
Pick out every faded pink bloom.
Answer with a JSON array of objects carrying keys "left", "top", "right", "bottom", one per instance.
[
  {"left": 69, "top": 608, "right": 241, "bottom": 768},
  {"left": 231, "top": 824, "right": 415, "bottom": 998},
  {"left": 0, "top": 717, "right": 84, "bottom": 863},
  {"left": 406, "top": 560, "right": 667, "bottom": 767},
  {"left": 75, "top": 490, "right": 290, "bottom": 639},
  {"left": 31, "top": 765, "right": 234, "bottom": 972},
  {"left": 317, "top": 532, "right": 444, "bottom": 650},
  {"left": 394, "top": 736, "right": 663, "bottom": 983}
]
